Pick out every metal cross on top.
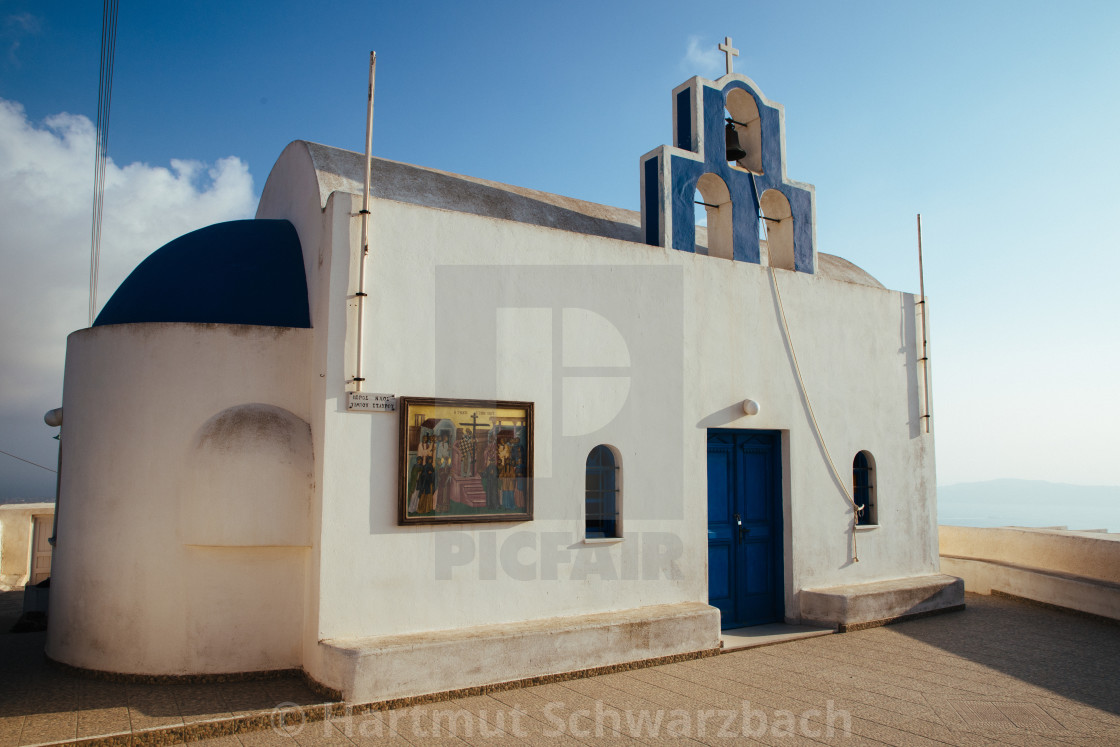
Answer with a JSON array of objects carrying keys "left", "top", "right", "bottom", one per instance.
[{"left": 719, "top": 36, "right": 739, "bottom": 75}]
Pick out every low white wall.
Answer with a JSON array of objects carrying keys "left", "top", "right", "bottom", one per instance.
[
  {"left": 47, "top": 323, "right": 312, "bottom": 674},
  {"left": 940, "top": 525, "right": 1120, "bottom": 585},
  {"left": 940, "top": 525, "right": 1120, "bottom": 620},
  {"left": 0, "top": 503, "right": 53, "bottom": 589}
]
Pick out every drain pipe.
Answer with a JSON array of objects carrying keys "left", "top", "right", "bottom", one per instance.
[{"left": 353, "top": 51, "right": 376, "bottom": 391}]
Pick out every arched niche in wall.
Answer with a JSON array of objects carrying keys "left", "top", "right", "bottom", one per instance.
[
  {"left": 180, "top": 403, "right": 312, "bottom": 547},
  {"left": 725, "top": 88, "right": 763, "bottom": 175},
  {"left": 760, "top": 189, "right": 794, "bottom": 270},
  {"left": 695, "top": 172, "right": 734, "bottom": 260}
]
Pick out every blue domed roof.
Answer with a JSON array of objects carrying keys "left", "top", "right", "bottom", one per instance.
[{"left": 93, "top": 219, "right": 310, "bottom": 328}]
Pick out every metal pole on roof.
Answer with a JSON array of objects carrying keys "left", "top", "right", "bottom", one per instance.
[
  {"left": 917, "top": 214, "right": 931, "bottom": 433},
  {"left": 353, "top": 51, "right": 376, "bottom": 392}
]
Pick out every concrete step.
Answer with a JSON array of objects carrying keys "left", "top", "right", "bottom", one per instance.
[{"left": 721, "top": 622, "right": 834, "bottom": 652}]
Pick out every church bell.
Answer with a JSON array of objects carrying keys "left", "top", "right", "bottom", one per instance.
[{"left": 725, "top": 119, "right": 747, "bottom": 162}]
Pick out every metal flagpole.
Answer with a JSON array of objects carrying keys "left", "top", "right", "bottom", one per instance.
[
  {"left": 917, "top": 214, "right": 931, "bottom": 433},
  {"left": 354, "top": 51, "right": 376, "bottom": 391}
]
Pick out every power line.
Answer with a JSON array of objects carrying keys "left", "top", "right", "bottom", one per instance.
[
  {"left": 90, "top": 0, "right": 120, "bottom": 326},
  {"left": 0, "top": 448, "right": 57, "bottom": 473}
]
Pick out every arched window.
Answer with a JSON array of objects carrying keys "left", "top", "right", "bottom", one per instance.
[
  {"left": 585, "top": 445, "right": 620, "bottom": 538},
  {"left": 853, "top": 451, "right": 876, "bottom": 526}
]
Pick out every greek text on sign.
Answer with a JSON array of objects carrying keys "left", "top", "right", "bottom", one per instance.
[{"left": 347, "top": 392, "right": 396, "bottom": 412}]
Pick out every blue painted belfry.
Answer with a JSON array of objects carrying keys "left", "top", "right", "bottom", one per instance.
[{"left": 640, "top": 73, "right": 817, "bottom": 273}]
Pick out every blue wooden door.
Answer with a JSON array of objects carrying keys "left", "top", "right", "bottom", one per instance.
[{"left": 707, "top": 430, "right": 783, "bottom": 628}]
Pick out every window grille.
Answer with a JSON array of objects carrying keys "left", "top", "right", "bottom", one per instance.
[{"left": 585, "top": 445, "right": 620, "bottom": 538}]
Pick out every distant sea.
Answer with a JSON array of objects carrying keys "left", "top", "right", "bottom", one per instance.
[{"left": 938, "top": 479, "right": 1120, "bottom": 533}]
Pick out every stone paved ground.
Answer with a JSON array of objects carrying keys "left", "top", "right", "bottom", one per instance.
[
  {"left": 1, "top": 592, "right": 1118, "bottom": 746},
  {"left": 0, "top": 589, "right": 24, "bottom": 633}
]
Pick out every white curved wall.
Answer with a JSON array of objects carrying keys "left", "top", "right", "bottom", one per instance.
[{"left": 47, "top": 323, "right": 312, "bottom": 674}]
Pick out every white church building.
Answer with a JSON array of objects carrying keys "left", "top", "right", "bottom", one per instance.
[{"left": 46, "top": 64, "right": 962, "bottom": 703}]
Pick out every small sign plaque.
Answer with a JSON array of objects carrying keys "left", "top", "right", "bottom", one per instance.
[{"left": 347, "top": 392, "right": 396, "bottom": 412}]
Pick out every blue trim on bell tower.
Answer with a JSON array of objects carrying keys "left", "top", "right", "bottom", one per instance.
[{"left": 639, "top": 74, "right": 816, "bottom": 274}]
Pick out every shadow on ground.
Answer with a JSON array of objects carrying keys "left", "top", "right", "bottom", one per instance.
[
  {"left": 0, "top": 588, "right": 25, "bottom": 632},
  {"left": 3, "top": 589, "right": 1119, "bottom": 746},
  {"left": 894, "top": 592, "right": 1120, "bottom": 716},
  {"left": 0, "top": 592, "right": 325, "bottom": 730}
]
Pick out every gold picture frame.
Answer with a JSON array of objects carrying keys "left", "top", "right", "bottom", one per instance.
[{"left": 398, "top": 397, "right": 533, "bottom": 525}]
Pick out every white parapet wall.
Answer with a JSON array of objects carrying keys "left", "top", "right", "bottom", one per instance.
[
  {"left": 939, "top": 525, "right": 1120, "bottom": 621},
  {"left": 0, "top": 502, "right": 54, "bottom": 590}
]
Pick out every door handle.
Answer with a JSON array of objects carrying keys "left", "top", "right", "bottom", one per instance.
[{"left": 734, "top": 513, "right": 746, "bottom": 541}]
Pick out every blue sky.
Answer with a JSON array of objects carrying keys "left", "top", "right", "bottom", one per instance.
[{"left": 1, "top": 1, "right": 1118, "bottom": 497}]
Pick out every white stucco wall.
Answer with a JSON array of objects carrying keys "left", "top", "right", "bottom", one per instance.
[
  {"left": 267, "top": 170, "right": 937, "bottom": 644},
  {"left": 257, "top": 140, "right": 339, "bottom": 682},
  {"left": 47, "top": 323, "right": 312, "bottom": 674},
  {"left": 0, "top": 503, "right": 54, "bottom": 589}
]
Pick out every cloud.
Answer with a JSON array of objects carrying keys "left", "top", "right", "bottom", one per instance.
[
  {"left": 4, "top": 12, "right": 41, "bottom": 66},
  {"left": 4, "top": 13, "right": 40, "bottom": 33},
  {"left": 682, "top": 35, "right": 724, "bottom": 78},
  {"left": 0, "top": 98, "right": 256, "bottom": 497}
]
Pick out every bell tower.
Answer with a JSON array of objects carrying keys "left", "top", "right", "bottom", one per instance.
[{"left": 640, "top": 64, "right": 817, "bottom": 273}]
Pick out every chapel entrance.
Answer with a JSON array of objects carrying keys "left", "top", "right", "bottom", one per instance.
[{"left": 706, "top": 430, "right": 784, "bottom": 628}]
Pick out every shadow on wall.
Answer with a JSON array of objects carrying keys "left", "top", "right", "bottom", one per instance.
[
  {"left": 893, "top": 593, "right": 1120, "bottom": 717},
  {"left": 900, "top": 294, "right": 923, "bottom": 440}
]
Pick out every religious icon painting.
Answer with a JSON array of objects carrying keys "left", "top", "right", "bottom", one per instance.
[{"left": 398, "top": 397, "right": 533, "bottom": 525}]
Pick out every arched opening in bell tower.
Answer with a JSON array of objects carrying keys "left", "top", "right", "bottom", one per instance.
[
  {"left": 725, "top": 88, "right": 763, "bottom": 175},
  {"left": 695, "top": 173, "right": 733, "bottom": 260},
  {"left": 760, "top": 189, "right": 794, "bottom": 270}
]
